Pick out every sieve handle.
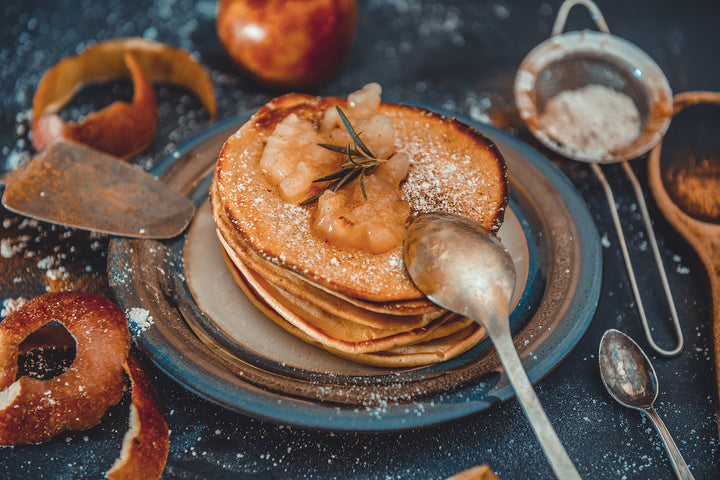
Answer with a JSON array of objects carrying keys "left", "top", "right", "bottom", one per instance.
[{"left": 551, "top": 0, "right": 610, "bottom": 37}]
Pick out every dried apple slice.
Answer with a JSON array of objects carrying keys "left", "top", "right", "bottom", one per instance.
[
  {"left": 32, "top": 37, "right": 216, "bottom": 119},
  {"left": 0, "top": 291, "right": 130, "bottom": 445},
  {"left": 31, "top": 37, "right": 217, "bottom": 158},
  {"left": 32, "top": 52, "right": 157, "bottom": 158},
  {"left": 106, "top": 355, "right": 169, "bottom": 480},
  {"left": 0, "top": 291, "right": 169, "bottom": 478}
]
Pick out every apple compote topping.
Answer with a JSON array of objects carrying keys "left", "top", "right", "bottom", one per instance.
[
  {"left": 259, "top": 83, "right": 411, "bottom": 254},
  {"left": 259, "top": 113, "right": 337, "bottom": 204},
  {"left": 315, "top": 151, "right": 410, "bottom": 254}
]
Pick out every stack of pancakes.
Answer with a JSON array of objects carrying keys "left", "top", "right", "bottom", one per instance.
[{"left": 211, "top": 91, "right": 508, "bottom": 367}]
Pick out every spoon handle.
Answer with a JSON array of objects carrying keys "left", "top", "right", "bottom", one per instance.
[
  {"left": 644, "top": 407, "right": 695, "bottom": 480},
  {"left": 486, "top": 317, "right": 582, "bottom": 480}
]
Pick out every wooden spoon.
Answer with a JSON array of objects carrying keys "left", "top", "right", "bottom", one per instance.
[{"left": 647, "top": 91, "right": 720, "bottom": 438}]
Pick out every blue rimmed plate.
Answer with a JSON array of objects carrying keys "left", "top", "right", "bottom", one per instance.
[{"left": 108, "top": 108, "right": 601, "bottom": 431}]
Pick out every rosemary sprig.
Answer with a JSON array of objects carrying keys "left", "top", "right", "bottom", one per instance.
[{"left": 299, "top": 106, "right": 384, "bottom": 205}]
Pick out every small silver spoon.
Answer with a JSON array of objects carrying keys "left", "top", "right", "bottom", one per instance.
[
  {"left": 404, "top": 212, "right": 581, "bottom": 480},
  {"left": 598, "top": 329, "right": 695, "bottom": 480}
]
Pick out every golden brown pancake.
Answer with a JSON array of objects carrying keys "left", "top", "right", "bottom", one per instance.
[
  {"left": 211, "top": 87, "right": 507, "bottom": 366},
  {"left": 210, "top": 178, "right": 443, "bottom": 327},
  {"left": 218, "top": 230, "right": 472, "bottom": 354},
  {"left": 214, "top": 92, "right": 507, "bottom": 303},
  {"left": 283, "top": 320, "right": 486, "bottom": 368},
  {"left": 220, "top": 242, "right": 486, "bottom": 367}
]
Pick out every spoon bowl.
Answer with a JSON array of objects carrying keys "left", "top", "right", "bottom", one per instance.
[
  {"left": 598, "top": 329, "right": 658, "bottom": 409},
  {"left": 404, "top": 212, "right": 580, "bottom": 480},
  {"left": 598, "top": 329, "right": 695, "bottom": 479},
  {"left": 404, "top": 212, "right": 516, "bottom": 319}
]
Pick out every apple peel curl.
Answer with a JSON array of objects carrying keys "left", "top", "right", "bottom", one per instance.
[
  {"left": 32, "top": 52, "right": 158, "bottom": 159},
  {"left": 106, "top": 356, "right": 169, "bottom": 480},
  {"left": 31, "top": 37, "right": 217, "bottom": 158}
]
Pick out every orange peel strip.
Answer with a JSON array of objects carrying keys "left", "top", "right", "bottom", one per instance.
[
  {"left": 32, "top": 52, "right": 158, "bottom": 158},
  {"left": 106, "top": 355, "right": 169, "bottom": 480},
  {"left": 0, "top": 292, "right": 130, "bottom": 445},
  {"left": 32, "top": 37, "right": 216, "bottom": 119}
]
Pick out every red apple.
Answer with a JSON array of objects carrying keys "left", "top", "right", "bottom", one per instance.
[{"left": 217, "top": 0, "right": 358, "bottom": 89}]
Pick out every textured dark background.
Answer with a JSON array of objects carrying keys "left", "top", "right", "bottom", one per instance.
[{"left": 1, "top": 1, "right": 719, "bottom": 478}]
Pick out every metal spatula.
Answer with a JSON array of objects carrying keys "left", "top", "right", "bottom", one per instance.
[{"left": 1, "top": 139, "right": 195, "bottom": 239}]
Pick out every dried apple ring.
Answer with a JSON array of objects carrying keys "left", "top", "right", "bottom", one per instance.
[
  {"left": 0, "top": 291, "right": 130, "bottom": 445},
  {"left": 32, "top": 51, "right": 157, "bottom": 158},
  {"left": 31, "top": 37, "right": 217, "bottom": 158}
]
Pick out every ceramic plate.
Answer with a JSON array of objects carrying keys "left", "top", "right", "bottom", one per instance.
[{"left": 108, "top": 108, "right": 602, "bottom": 431}]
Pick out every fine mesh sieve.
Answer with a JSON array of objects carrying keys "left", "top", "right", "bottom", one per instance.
[
  {"left": 514, "top": 0, "right": 683, "bottom": 357},
  {"left": 515, "top": 0, "right": 673, "bottom": 163}
]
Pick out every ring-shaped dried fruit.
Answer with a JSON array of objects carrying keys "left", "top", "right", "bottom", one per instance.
[
  {"left": 32, "top": 52, "right": 158, "bottom": 158},
  {"left": 31, "top": 37, "right": 217, "bottom": 158},
  {"left": 0, "top": 291, "right": 130, "bottom": 445}
]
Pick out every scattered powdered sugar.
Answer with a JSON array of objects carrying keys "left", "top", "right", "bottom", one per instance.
[
  {"left": 36, "top": 255, "right": 55, "bottom": 269},
  {"left": 539, "top": 84, "right": 641, "bottom": 159},
  {"left": 36, "top": 254, "right": 68, "bottom": 281},
  {"left": 1, "top": 296, "right": 27, "bottom": 317},
  {"left": 126, "top": 307, "right": 154, "bottom": 337},
  {"left": 672, "top": 254, "right": 691, "bottom": 275},
  {"left": 398, "top": 121, "right": 497, "bottom": 221},
  {"left": 1, "top": 236, "right": 31, "bottom": 258},
  {"left": 601, "top": 233, "right": 612, "bottom": 248}
]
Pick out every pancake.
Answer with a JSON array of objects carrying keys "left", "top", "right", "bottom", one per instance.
[
  {"left": 211, "top": 178, "right": 443, "bottom": 327},
  {"left": 219, "top": 235, "right": 473, "bottom": 354},
  {"left": 214, "top": 90, "right": 508, "bottom": 303},
  {"left": 211, "top": 84, "right": 507, "bottom": 366},
  {"left": 221, "top": 242, "right": 485, "bottom": 368},
  {"left": 281, "top": 319, "right": 486, "bottom": 368}
]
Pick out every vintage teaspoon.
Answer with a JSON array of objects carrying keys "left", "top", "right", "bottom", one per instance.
[
  {"left": 404, "top": 212, "right": 581, "bottom": 480},
  {"left": 598, "top": 329, "right": 695, "bottom": 480}
]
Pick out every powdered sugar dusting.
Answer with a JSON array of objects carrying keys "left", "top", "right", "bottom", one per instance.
[
  {"left": 539, "top": 84, "right": 642, "bottom": 158},
  {"left": 126, "top": 307, "right": 154, "bottom": 338},
  {"left": 0, "top": 214, "right": 109, "bottom": 295},
  {"left": 1, "top": 296, "right": 27, "bottom": 317},
  {"left": 394, "top": 113, "right": 503, "bottom": 227}
]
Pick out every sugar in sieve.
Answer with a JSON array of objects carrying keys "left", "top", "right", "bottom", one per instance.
[{"left": 514, "top": 0, "right": 682, "bottom": 356}]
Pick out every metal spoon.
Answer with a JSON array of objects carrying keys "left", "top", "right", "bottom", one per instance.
[
  {"left": 404, "top": 212, "right": 581, "bottom": 480},
  {"left": 598, "top": 329, "right": 695, "bottom": 480}
]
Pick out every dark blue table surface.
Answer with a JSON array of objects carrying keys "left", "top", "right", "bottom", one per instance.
[{"left": 1, "top": 1, "right": 719, "bottom": 478}]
